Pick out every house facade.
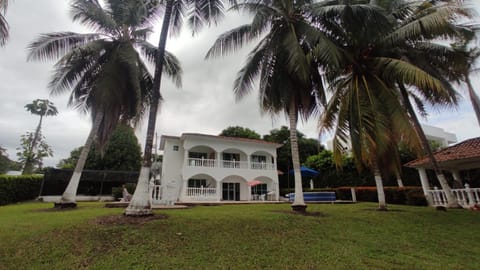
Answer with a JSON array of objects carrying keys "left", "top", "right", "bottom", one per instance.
[{"left": 155, "top": 133, "right": 282, "bottom": 203}]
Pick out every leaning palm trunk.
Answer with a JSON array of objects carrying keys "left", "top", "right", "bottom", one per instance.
[
  {"left": 466, "top": 76, "right": 480, "bottom": 126},
  {"left": 374, "top": 166, "right": 387, "bottom": 210},
  {"left": 125, "top": 0, "right": 174, "bottom": 216},
  {"left": 56, "top": 112, "right": 104, "bottom": 207},
  {"left": 395, "top": 171, "right": 404, "bottom": 188},
  {"left": 289, "top": 100, "right": 306, "bottom": 212},
  {"left": 22, "top": 115, "right": 43, "bottom": 174},
  {"left": 398, "top": 84, "right": 459, "bottom": 208}
]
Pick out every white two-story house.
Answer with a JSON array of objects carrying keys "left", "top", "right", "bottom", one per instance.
[{"left": 156, "top": 133, "right": 282, "bottom": 203}]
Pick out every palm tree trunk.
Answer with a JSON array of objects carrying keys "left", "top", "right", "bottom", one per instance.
[
  {"left": 374, "top": 165, "right": 387, "bottom": 210},
  {"left": 125, "top": 0, "right": 174, "bottom": 216},
  {"left": 56, "top": 112, "right": 103, "bottom": 208},
  {"left": 22, "top": 115, "right": 43, "bottom": 174},
  {"left": 395, "top": 171, "right": 404, "bottom": 187},
  {"left": 398, "top": 83, "right": 459, "bottom": 208},
  {"left": 466, "top": 76, "right": 480, "bottom": 126},
  {"left": 289, "top": 99, "right": 306, "bottom": 212}
]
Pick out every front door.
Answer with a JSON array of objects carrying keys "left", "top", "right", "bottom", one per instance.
[{"left": 222, "top": 183, "right": 240, "bottom": 201}]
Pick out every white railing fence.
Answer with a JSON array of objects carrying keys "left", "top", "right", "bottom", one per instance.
[
  {"left": 250, "top": 162, "right": 276, "bottom": 170},
  {"left": 187, "top": 158, "right": 274, "bottom": 170},
  {"left": 427, "top": 184, "right": 480, "bottom": 208},
  {"left": 185, "top": 187, "right": 217, "bottom": 201},
  {"left": 188, "top": 158, "right": 216, "bottom": 168}
]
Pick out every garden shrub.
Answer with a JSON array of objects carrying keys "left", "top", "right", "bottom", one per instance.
[
  {"left": 0, "top": 175, "right": 43, "bottom": 205},
  {"left": 406, "top": 189, "right": 428, "bottom": 206},
  {"left": 336, "top": 186, "right": 425, "bottom": 205},
  {"left": 280, "top": 188, "right": 335, "bottom": 196}
]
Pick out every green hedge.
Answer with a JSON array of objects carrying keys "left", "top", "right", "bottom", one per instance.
[
  {"left": 336, "top": 186, "right": 427, "bottom": 205},
  {"left": 281, "top": 186, "right": 427, "bottom": 206},
  {"left": 0, "top": 175, "right": 43, "bottom": 205}
]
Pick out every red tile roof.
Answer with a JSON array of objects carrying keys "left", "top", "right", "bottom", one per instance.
[{"left": 405, "top": 137, "right": 480, "bottom": 167}]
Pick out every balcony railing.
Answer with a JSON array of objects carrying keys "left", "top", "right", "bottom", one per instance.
[
  {"left": 250, "top": 162, "right": 276, "bottom": 170},
  {"left": 185, "top": 187, "right": 217, "bottom": 201},
  {"left": 187, "top": 158, "right": 274, "bottom": 170},
  {"left": 427, "top": 184, "right": 480, "bottom": 208}
]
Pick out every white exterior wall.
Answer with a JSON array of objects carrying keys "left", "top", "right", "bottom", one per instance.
[
  {"left": 421, "top": 124, "right": 457, "bottom": 147},
  {"left": 160, "top": 138, "right": 184, "bottom": 202},
  {"left": 160, "top": 134, "right": 280, "bottom": 202}
]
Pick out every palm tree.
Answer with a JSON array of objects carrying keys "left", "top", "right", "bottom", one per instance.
[
  {"left": 319, "top": 0, "right": 474, "bottom": 208},
  {"left": 206, "top": 0, "right": 341, "bottom": 212},
  {"left": 125, "top": 0, "right": 234, "bottom": 216},
  {"left": 22, "top": 99, "right": 58, "bottom": 174},
  {"left": 0, "top": 0, "right": 8, "bottom": 46},
  {"left": 452, "top": 38, "right": 480, "bottom": 126},
  {"left": 28, "top": 0, "right": 182, "bottom": 208}
]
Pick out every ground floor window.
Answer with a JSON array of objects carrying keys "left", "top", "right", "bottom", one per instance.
[
  {"left": 251, "top": 184, "right": 267, "bottom": 195},
  {"left": 188, "top": 179, "right": 207, "bottom": 188}
]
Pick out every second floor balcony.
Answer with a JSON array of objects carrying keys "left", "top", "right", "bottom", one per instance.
[{"left": 187, "top": 158, "right": 276, "bottom": 171}]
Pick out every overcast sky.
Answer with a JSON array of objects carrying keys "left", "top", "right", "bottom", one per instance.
[{"left": 0, "top": 1, "right": 479, "bottom": 167}]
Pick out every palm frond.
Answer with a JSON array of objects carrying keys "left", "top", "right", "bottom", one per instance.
[
  {"left": 48, "top": 40, "right": 109, "bottom": 96},
  {"left": 377, "top": 57, "right": 458, "bottom": 105},
  {"left": 205, "top": 24, "right": 254, "bottom": 58},
  {"left": 384, "top": 4, "right": 468, "bottom": 45},
  {"left": 136, "top": 40, "right": 182, "bottom": 87},
  {"left": 233, "top": 39, "right": 268, "bottom": 101},
  {"left": 0, "top": 11, "right": 7, "bottom": 46},
  {"left": 71, "top": 0, "right": 119, "bottom": 35},
  {"left": 188, "top": 0, "right": 226, "bottom": 35},
  {"left": 27, "top": 32, "right": 102, "bottom": 62}
]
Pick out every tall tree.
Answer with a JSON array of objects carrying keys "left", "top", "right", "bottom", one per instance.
[
  {"left": 125, "top": 0, "right": 234, "bottom": 216},
  {"left": 220, "top": 126, "right": 261, "bottom": 139},
  {"left": 28, "top": 0, "right": 181, "bottom": 208},
  {"left": 16, "top": 131, "right": 53, "bottom": 173},
  {"left": 207, "top": 0, "right": 339, "bottom": 212},
  {"left": 22, "top": 99, "right": 58, "bottom": 174},
  {"left": 57, "top": 124, "right": 142, "bottom": 171},
  {"left": 0, "top": 146, "right": 11, "bottom": 174},
  {"left": 0, "top": 0, "right": 9, "bottom": 46},
  {"left": 452, "top": 39, "right": 480, "bottom": 126},
  {"left": 263, "top": 126, "right": 322, "bottom": 174},
  {"left": 319, "top": 0, "right": 474, "bottom": 208}
]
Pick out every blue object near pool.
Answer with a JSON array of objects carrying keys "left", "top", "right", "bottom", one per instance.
[{"left": 286, "top": 192, "right": 336, "bottom": 202}]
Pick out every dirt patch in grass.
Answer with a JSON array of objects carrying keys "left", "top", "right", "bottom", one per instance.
[
  {"left": 93, "top": 214, "right": 168, "bottom": 226},
  {"left": 272, "top": 210, "right": 327, "bottom": 217}
]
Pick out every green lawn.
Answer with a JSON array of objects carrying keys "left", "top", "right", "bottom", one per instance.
[{"left": 0, "top": 202, "right": 479, "bottom": 270}]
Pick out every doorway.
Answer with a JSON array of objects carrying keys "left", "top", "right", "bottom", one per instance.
[{"left": 222, "top": 182, "right": 240, "bottom": 201}]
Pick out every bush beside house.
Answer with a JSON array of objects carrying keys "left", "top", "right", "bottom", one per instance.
[
  {"left": 281, "top": 186, "right": 428, "bottom": 206},
  {"left": 0, "top": 175, "right": 43, "bottom": 205}
]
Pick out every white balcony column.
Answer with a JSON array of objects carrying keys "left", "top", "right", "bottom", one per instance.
[
  {"left": 247, "top": 155, "right": 251, "bottom": 170},
  {"left": 181, "top": 179, "right": 188, "bottom": 201},
  {"left": 216, "top": 152, "right": 221, "bottom": 168},
  {"left": 451, "top": 170, "right": 463, "bottom": 188},
  {"left": 465, "top": 184, "right": 476, "bottom": 207},
  {"left": 248, "top": 186, "right": 252, "bottom": 201},
  {"left": 216, "top": 180, "right": 222, "bottom": 201},
  {"left": 273, "top": 155, "right": 277, "bottom": 171},
  {"left": 417, "top": 168, "right": 433, "bottom": 205},
  {"left": 184, "top": 148, "right": 189, "bottom": 166}
]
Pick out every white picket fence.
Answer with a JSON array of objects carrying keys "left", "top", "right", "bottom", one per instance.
[{"left": 427, "top": 184, "right": 480, "bottom": 208}]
